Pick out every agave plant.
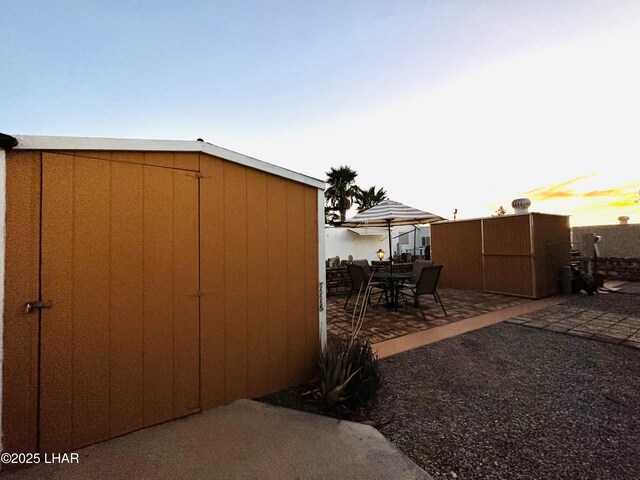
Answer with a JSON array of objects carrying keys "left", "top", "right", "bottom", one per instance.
[
  {"left": 315, "top": 335, "right": 380, "bottom": 415},
  {"left": 313, "top": 278, "right": 381, "bottom": 416}
]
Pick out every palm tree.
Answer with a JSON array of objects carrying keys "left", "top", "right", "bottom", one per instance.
[
  {"left": 325, "top": 166, "right": 359, "bottom": 223},
  {"left": 354, "top": 186, "right": 388, "bottom": 213}
]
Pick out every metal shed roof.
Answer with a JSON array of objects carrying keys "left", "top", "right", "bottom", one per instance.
[{"left": 8, "top": 134, "right": 325, "bottom": 190}]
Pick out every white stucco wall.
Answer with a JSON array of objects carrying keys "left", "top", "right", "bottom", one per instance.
[
  {"left": 0, "top": 148, "right": 6, "bottom": 451},
  {"left": 325, "top": 227, "right": 387, "bottom": 262}
]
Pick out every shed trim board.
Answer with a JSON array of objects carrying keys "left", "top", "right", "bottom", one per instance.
[
  {"left": 12, "top": 135, "right": 325, "bottom": 190},
  {"left": 1, "top": 136, "right": 325, "bottom": 456},
  {"left": 317, "top": 190, "right": 327, "bottom": 350}
]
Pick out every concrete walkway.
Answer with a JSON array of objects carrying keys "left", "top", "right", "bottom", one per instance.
[
  {"left": 2, "top": 400, "right": 430, "bottom": 480},
  {"left": 373, "top": 295, "right": 568, "bottom": 358}
]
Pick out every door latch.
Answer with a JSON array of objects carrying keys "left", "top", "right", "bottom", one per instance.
[{"left": 25, "top": 300, "right": 52, "bottom": 314}]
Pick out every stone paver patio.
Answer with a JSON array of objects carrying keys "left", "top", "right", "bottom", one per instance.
[
  {"left": 329, "top": 281, "right": 640, "bottom": 349},
  {"left": 328, "top": 287, "right": 528, "bottom": 344},
  {"left": 507, "top": 301, "right": 640, "bottom": 348}
]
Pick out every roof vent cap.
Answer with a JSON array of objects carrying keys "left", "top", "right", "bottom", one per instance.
[{"left": 511, "top": 198, "right": 531, "bottom": 215}]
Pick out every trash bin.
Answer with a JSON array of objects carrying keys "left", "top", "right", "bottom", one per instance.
[{"left": 561, "top": 265, "right": 581, "bottom": 294}]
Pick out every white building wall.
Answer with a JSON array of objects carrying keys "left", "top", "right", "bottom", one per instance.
[
  {"left": 325, "top": 228, "right": 387, "bottom": 262},
  {"left": 394, "top": 225, "right": 431, "bottom": 256}
]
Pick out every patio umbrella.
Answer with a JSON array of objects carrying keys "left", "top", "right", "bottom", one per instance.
[{"left": 342, "top": 199, "right": 445, "bottom": 273}]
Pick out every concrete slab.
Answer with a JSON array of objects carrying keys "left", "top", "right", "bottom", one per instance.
[{"left": 2, "top": 400, "right": 430, "bottom": 480}]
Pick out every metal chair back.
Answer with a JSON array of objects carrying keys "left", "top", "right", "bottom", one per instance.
[
  {"left": 415, "top": 264, "right": 443, "bottom": 296},
  {"left": 411, "top": 260, "right": 433, "bottom": 285},
  {"left": 346, "top": 263, "right": 368, "bottom": 292},
  {"left": 352, "top": 259, "right": 372, "bottom": 278}
]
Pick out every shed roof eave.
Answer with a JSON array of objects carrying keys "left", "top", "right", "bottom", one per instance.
[{"left": 9, "top": 134, "right": 325, "bottom": 190}]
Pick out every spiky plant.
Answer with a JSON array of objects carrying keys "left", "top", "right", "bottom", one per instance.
[{"left": 313, "top": 275, "right": 381, "bottom": 416}]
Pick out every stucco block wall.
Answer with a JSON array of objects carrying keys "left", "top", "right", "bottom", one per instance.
[{"left": 572, "top": 224, "right": 640, "bottom": 258}]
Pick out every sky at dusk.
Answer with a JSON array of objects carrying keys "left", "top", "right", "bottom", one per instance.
[{"left": 2, "top": 0, "right": 639, "bottom": 226}]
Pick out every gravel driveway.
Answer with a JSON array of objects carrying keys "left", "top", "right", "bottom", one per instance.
[
  {"left": 262, "top": 322, "right": 640, "bottom": 479},
  {"left": 371, "top": 323, "right": 640, "bottom": 479}
]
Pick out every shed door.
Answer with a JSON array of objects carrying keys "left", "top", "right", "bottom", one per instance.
[{"left": 38, "top": 153, "right": 200, "bottom": 452}]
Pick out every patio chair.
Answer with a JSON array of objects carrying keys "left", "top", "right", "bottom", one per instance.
[
  {"left": 408, "top": 259, "right": 434, "bottom": 286},
  {"left": 352, "top": 259, "right": 373, "bottom": 277},
  {"left": 344, "top": 263, "right": 387, "bottom": 310},
  {"left": 400, "top": 264, "right": 447, "bottom": 318}
]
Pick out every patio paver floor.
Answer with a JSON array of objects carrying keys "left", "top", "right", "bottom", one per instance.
[
  {"left": 327, "top": 287, "right": 529, "bottom": 344},
  {"left": 506, "top": 287, "right": 640, "bottom": 349}
]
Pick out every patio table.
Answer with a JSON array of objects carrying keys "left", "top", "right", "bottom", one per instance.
[{"left": 372, "top": 272, "right": 415, "bottom": 311}]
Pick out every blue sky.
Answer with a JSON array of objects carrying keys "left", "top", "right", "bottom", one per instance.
[{"left": 3, "top": 1, "right": 639, "bottom": 225}]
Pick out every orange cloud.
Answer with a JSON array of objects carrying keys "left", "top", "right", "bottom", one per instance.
[
  {"left": 523, "top": 175, "right": 593, "bottom": 200},
  {"left": 583, "top": 189, "right": 619, "bottom": 197}
]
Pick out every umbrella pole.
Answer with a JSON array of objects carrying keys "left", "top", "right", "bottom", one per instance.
[{"left": 387, "top": 220, "right": 393, "bottom": 274}]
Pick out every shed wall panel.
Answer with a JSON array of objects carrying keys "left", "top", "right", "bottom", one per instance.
[
  {"left": 246, "top": 169, "right": 270, "bottom": 398},
  {"left": 39, "top": 153, "right": 75, "bottom": 452},
  {"left": 109, "top": 162, "right": 145, "bottom": 437},
  {"left": 286, "top": 183, "right": 307, "bottom": 385},
  {"left": 142, "top": 167, "right": 176, "bottom": 426},
  {"left": 482, "top": 215, "right": 531, "bottom": 255},
  {"left": 70, "top": 156, "right": 111, "bottom": 448},
  {"left": 223, "top": 163, "right": 249, "bottom": 402},
  {"left": 266, "top": 177, "right": 289, "bottom": 391},
  {"left": 2, "top": 151, "right": 41, "bottom": 455},
  {"left": 482, "top": 215, "right": 534, "bottom": 297},
  {"left": 483, "top": 255, "right": 534, "bottom": 296},
  {"left": 199, "top": 157, "right": 227, "bottom": 409},
  {"left": 532, "top": 214, "right": 571, "bottom": 298},
  {"left": 172, "top": 171, "right": 200, "bottom": 417},
  {"left": 430, "top": 220, "right": 483, "bottom": 290},
  {"left": 199, "top": 159, "right": 319, "bottom": 406}
]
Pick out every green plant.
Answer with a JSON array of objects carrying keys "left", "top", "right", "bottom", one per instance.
[
  {"left": 314, "top": 335, "right": 380, "bottom": 416},
  {"left": 325, "top": 166, "right": 359, "bottom": 223},
  {"left": 354, "top": 185, "right": 387, "bottom": 213}
]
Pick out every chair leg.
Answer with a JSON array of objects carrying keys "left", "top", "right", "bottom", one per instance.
[
  {"left": 377, "top": 287, "right": 389, "bottom": 307},
  {"left": 434, "top": 290, "right": 447, "bottom": 316},
  {"left": 415, "top": 297, "right": 426, "bottom": 320},
  {"left": 344, "top": 291, "right": 352, "bottom": 310}
]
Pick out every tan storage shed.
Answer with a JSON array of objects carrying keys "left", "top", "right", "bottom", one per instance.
[
  {"left": 431, "top": 213, "right": 570, "bottom": 298},
  {"left": 0, "top": 134, "right": 326, "bottom": 455}
]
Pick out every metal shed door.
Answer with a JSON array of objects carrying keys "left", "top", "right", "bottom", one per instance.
[{"left": 38, "top": 153, "right": 200, "bottom": 452}]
